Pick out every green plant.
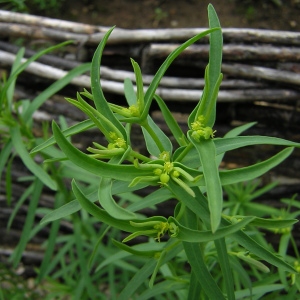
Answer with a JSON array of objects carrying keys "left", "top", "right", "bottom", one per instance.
[
  {"left": 0, "top": 41, "right": 106, "bottom": 299},
  {"left": 27, "top": 0, "right": 65, "bottom": 13},
  {"left": 0, "top": 0, "right": 65, "bottom": 14},
  {"left": 0, "top": 0, "right": 27, "bottom": 12},
  {"left": 153, "top": 7, "right": 168, "bottom": 27},
  {"left": 1, "top": 3, "right": 300, "bottom": 299},
  {"left": 30, "top": 4, "right": 300, "bottom": 299}
]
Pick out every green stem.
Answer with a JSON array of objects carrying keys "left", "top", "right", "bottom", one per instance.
[
  {"left": 290, "top": 234, "right": 300, "bottom": 259},
  {"left": 174, "top": 142, "right": 193, "bottom": 162},
  {"left": 130, "top": 150, "right": 152, "bottom": 163},
  {"left": 142, "top": 121, "right": 165, "bottom": 153}
]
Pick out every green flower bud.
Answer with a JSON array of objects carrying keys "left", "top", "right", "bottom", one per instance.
[
  {"left": 164, "top": 162, "right": 174, "bottom": 173},
  {"left": 160, "top": 173, "right": 170, "bottom": 184},
  {"left": 153, "top": 168, "right": 163, "bottom": 176}
]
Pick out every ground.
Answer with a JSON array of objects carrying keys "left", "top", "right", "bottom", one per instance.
[{"left": 26, "top": 0, "right": 300, "bottom": 31}]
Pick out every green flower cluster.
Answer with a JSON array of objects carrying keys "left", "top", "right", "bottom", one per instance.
[{"left": 190, "top": 115, "right": 216, "bottom": 141}]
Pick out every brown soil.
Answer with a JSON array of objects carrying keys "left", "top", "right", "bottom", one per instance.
[{"left": 51, "top": 0, "right": 300, "bottom": 31}]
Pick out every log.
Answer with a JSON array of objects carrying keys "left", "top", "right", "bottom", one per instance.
[
  {"left": 0, "top": 23, "right": 89, "bottom": 44},
  {"left": 0, "top": 41, "right": 81, "bottom": 69},
  {"left": 2, "top": 10, "right": 300, "bottom": 45},
  {"left": 0, "top": 41, "right": 269, "bottom": 90},
  {"left": 0, "top": 9, "right": 104, "bottom": 34},
  {"left": 143, "top": 43, "right": 300, "bottom": 62},
  {"left": 2, "top": 50, "right": 299, "bottom": 102},
  {"left": 222, "top": 63, "right": 300, "bottom": 86}
]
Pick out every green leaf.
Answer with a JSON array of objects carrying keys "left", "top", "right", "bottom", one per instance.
[
  {"left": 130, "top": 58, "right": 144, "bottom": 111},
  {"left": 118, "top": 240, "right": 183, "bottom": 299},
  {"left": 247, "top": 216, "right": 298, "bottom": 229},
  {"left": 169, "top": 216, "right": 255, "bottom": 242},
  {"left": 182, "top": 208, "right": 226, "bottom": 300},
  {"left": 6, "top": 48, "right": 24, "bottom": 108},
  {"left": 188, "top": 134, "right": 222, "bottom": 232},
  {"left": 138, "top": 279, "right": 187, "bottom": 300},
  {"left": 90, "top": 26, "right": 127, "bottom": 139},
  {"left": 98, "top": 177, "right": 136, "bottom": 220},
  {"left": 154, "top": 94, "right": 188, "bottom": 146},
  {"left": 142, "top": 115, "right": 173, "bottom": 156},
  {"left": 214, "top": 238, "right": 235, "bottom": 300},
  {"left": 224, "top": 122, "right": 257, "bottom": 138},
  {"left": 52, "top": 121, "right": 153, "bottom": 181},
  {"left": 31, "top": 119, "right": 95, "bottom": 154},
  {"left": 71, "top": 179, "right": 137, "bottom": 232},
  {"left": 7, "top": 181, "right": 34, "bottom": 230},
  {"left": 235, "top": 284, "right": 284, "bottom": 299},
  {"left": 23, "top": 63, "right": 91, "bottom": 121},
  {"left": 231, "top": 228, "right": 296, "bottom": 274},
  {"left": 127, "top": 187, "right": 173, "bottom": 212},
  {"left": 170, "top": 181, "right": 296, "bottom": 274},
  {"left": 220, "top": 147, "right": 294, "bottom": 186},
  {"left": 214, "top": 136, "right": 300, "bottom": 156},
  {"left": 142, "top": 27, "right": 220, "bottom": 120},
  {"left": 9, "top": 179, "right": 43, "bottom": 267},
  {"left": 189, "top": 4, "right": 223, "bottom": 128},
  {"left": 0, "top": 41, "right": 73, "bottom": 107},
  {"left": 10, "top": 126, "right": 57, "bottom": 190},
  {"left": 40, "top": 181, "right": 148, "bottom": 224},
  {"left": 0, "top": 141, "right": 13, "bottom": 189},
  {"left": 37, "top": 192, "right": 63, "bottom": 282},
  {"left": 124, "top": 78, "right": 137, "bottom": 106},
  {"left": 112, "top": 239, "right": 161, "bottom": 257}
]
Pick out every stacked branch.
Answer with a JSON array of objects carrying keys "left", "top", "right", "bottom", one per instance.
[{"left": 0, "top": 10, "right": 300, "bottom": 112}]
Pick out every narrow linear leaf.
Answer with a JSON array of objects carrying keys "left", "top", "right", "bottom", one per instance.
[
  {"left": 235, "top": 284, "right": 284, "bottom": 299},
  {"left": 0, "top": 141, "right": 13, "bottom": 189},
  {"left": 118, "top": 240, "right": 183, "bottom": 300},
  {"left": 190, "top": 4, "right": 223, "bottom": 128},
  {"left": 138, "top": 279, "right": 187, "bottom": 300},
  {"left": 37, "top": 192, "right": 63, "bottom": 282},
  {"left": 188, "top": 134, "right": 222, "bottom": 232},
  {"left": 247, "top": 216, "right": 298, "bottom": 229},
  {"left": 31, "top": 119, "right": 95, "bottom": 154},
  {"left": 90, "top": 26, "right": 126, "bottom": 138},
  {"left": 231, "top": 227, "right": 296, "bottom": 274},
  {"left": 9, "top": 179, "right": 43, "bottom": 267},
  {"left": 23, "top": 63, "right": 91, "bottom": 120},
  {"left": 98, "top": 177, "right": 136, "bottom": 220},
  {"left": 214, "top": 238, "right": 235, "bottom": 300},
  {"left": 112, "top": 239, "right": 160, "bottom": 257},
  {"left": 11, "top": 126, "right": 57, "bottom": 190},
  {"left": 52, "top": 121, "right": 153, "bottom": 181},
  {"left": 142, "top": 27, "right": 220, "bottom": 120},
  {"left": 7, "top": 182, "right": 34, "bottom": 229},
  {"left": 40, "top": 181, "right": 150, "bottom": 224},
  {"left": 214, "top": 136, "right": 300, "bottom": 156},
  {"left": 154, "top": 94, "right": 188, "bottom": 146},
  {"left": 72, "top": 179, "right": 136, "bottom": 233},
  {"left": 142, "top": 115, "right": 173, "bottom": 156},
  {"left": 124, "top": 78, "right": 137, "bottom": 106},
  {"left": 170, "top": 181, "right": 296, "bottom": 274},
  {"left": 169, "top": 216, "right": 255, "bottom": 242},
  {"left": 182, "top": 208, "right": 226, "bottom": 300},
  {"left": 1, "top": 40, "right": 73, "bottom": 106},
  {"left": 220, "top": 147, "right": 294, "bottom": 186},
  {"left": 130, "top": 58, "right": 144, "bottom": 110},
  {"left": 224, "top": 122, "right": 257, "bottom": 138}
]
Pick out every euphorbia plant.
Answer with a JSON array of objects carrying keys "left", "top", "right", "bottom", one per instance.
[{"left": 35, "top": 4, "right": 300, "bottom": 299}]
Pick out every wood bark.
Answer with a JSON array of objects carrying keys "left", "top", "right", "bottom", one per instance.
[
  {"left": 143, "top": 43, "right": 300, "bottom": 62},
  {"left": 1, "top": 50, "right": 299, "bottom": 102},
  {"left": 1, "top": 10, "right": 300, "bottom": 45},
  {"left": 222, "top": 63, "right": 300, "bottom": 86}
]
